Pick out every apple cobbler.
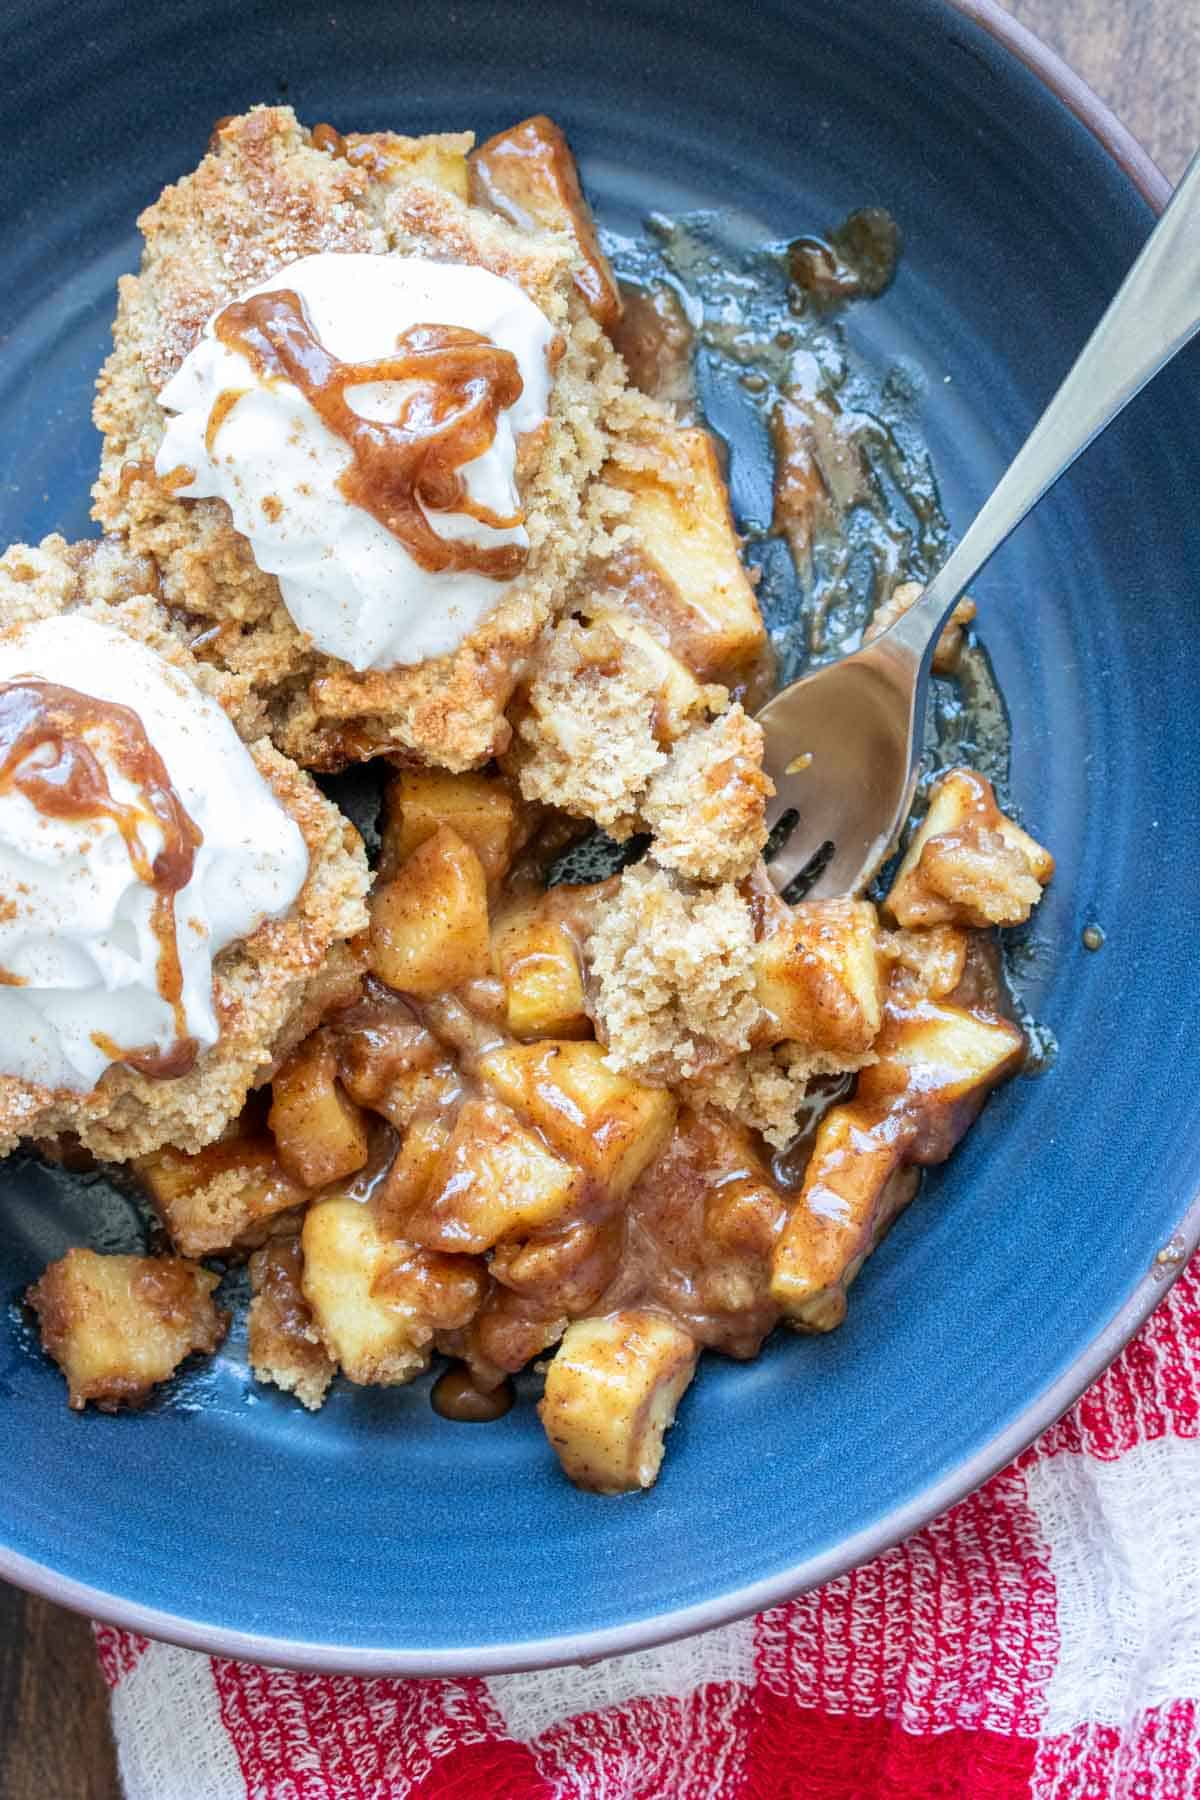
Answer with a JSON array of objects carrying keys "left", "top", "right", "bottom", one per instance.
[{"left": 9, "top": 108, "right": 1053, "bottom": 1493}]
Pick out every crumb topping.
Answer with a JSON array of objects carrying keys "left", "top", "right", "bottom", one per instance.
[
  {"left": 91, "top": 106, "right": 626, "bottom": 774},
  {"left": 0, "top": 534, "right": 369, "bottom": 1161},
  {"left": 514, "top": 617, "right": 671, "bottom": 834},
  {"left": 586, "top": 863, "right": 763, "bottom": 1082},
  {"left": 642, "top": 705, "right": 771, "bottom": 882}
]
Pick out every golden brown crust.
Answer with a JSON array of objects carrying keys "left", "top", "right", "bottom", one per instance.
[
  {"left": 642, "top": 706, "right": 771, "bottom": 882},
  {"left": 0, "top": 534, "right": 370, "bottom": 1160},
  {"left": 91, "top": 105, "right": 626, "bottom": 773}
]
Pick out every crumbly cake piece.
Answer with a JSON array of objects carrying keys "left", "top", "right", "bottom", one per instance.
[
  {"left": 511, "top": 615, "right": 677, "bottom": 835},
  {"left": 0, "top": 534, "right": 370, "bottom": 1160},
  {"left": 134, "top": 1129, "right": 313, "bottom": 1259},
  {"left": 514, "top": 627, "right": 769, "bottom": 879},
  {"left": 681, "top": 1044, "right": 876, "bottom": 1150},
  {"left": 586, "top": 861, "right": 880, "bottom": 1146},
  {"left": 585, "top": 863, "right": 761, "bottom": 1082},
  {"left": 641, "top": 705, "right": 771, "bottom": 882},
  {"left": 91, "top": 105, "right": 626, "bottom": 772},
  {"left": 511, "top": 382, "right": 772, "bottom": 878}
]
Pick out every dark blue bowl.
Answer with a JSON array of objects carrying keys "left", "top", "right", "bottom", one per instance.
[{"left": 0, "top": 0, "right": 1196, "bottom": 1673}]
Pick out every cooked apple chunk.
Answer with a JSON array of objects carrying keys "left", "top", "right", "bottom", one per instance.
[
  {"left": 856, "top": 997, "right": 1027, "bottom": 1156},
  {"left": 490, "top": 1218, "right": 623, "bottom": 1317},
  {"left": 369, "top": 826, "right": 491, "bottom": 996},
  {"left": 369, "top": 1061, "right": 464, "bottom": 1133},
  {"left": 368, "top": 1241, "right": 485, "bottom": 1331},
  {"left": 491, "top": 901, "right": 590, "bottom": 1040},
  {"left": 135, "top": 1134, "right": 307, "bottom": 1259},
  {"left": 327, "top": 126, "right": 472, "bottom": 200},
  {"left": 469, "top": 114, "right": 621, "bottom": 328},
  {"left": 404, "top": 1096, "right": 581, "bottom": 1253},
  {"left": 333, "top": 989, "right": 464, "bottom": 1129},
  {"left": 27, "top": 1250, "right": 226, "bottom": 1411},
  {"left": 268, "top": 1029, "right": 370, "bottom": 1189},
  {"left": 466, "top": 1286, "right": 570, "bottom": 1384},
  {"left": 771, "top": 998, "right": 1025, "bottom": 1330},
  {"left": 301, "top": 1198, "right": 483, "bottom": 1385},
  {"left": 770, "top": 1113, "right": 913, "bottom": 1333},
  {"left": 335, "top": 998, "right": 443, "bottom": 1106},
  {"left": 539, "top": 1310, "right": 698, "bottom": 1493},
  {"left": 373, "top": 1113, "right": 453, "bottom": 1236},
  {"left": 753, "top": 897, "right": 884, "bottom": 1054},
  {"left": 479, "top": 1039, "right": 677, "bottom": 1197},
  {"left": 885, "top": 769, "right": 1054, "bottom": 930},
  {"left": 247, "top": 1236, "right": 336, "bottom": 1412},
  {"left": 597, "top": 412, "right": 766, "bottom": 685},
  {"left": 615, "top": 1107, "right": 784, "bottom": 1357},
  {"left": 378, "top": 769, "right": 518, "bottom": 887}
]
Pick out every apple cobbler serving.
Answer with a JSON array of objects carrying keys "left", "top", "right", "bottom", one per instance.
[{"left": 6, "top": 108, "right": 1053, "bottom": 1493}]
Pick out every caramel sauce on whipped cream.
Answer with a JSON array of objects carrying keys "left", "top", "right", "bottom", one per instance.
[
  {"left": 214, "top": 291, "right": 526, "bottom": 581},
  {"left": 0, "top": 678, "right": 203, "bottom": 1078}
]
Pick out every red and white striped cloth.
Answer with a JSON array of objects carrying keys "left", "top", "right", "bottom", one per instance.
[{"left": 97, "top": 1254, "right": 1200, "bottom": 1799}]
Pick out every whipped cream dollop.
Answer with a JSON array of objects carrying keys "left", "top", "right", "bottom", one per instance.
[
  {"left": 156, "top": 252, "right": 556, "bottom": 672},
  {"left": 0, "top": 618, "right": 309, "bottom": 1094}
]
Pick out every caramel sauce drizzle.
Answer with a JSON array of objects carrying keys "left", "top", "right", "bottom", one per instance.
[
  {"left": 158, "top": 463, "right": 197, "bottom": 494},
  {"left": 310, "top": 123, "right": 389, "bottom": 176},
  {"left": 204, "top": 387, "right": 247, "bottom": 456},
  {"left": 213, "top": 288, "right": 528, "bottom": 580},
  {"left": 0, "top": 679, "right": 204, "bottom": 1081}
]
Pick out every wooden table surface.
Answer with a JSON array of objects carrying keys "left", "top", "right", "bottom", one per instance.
[{"left": 0, "top": 6, "right": 1193, "bottom": 1796}]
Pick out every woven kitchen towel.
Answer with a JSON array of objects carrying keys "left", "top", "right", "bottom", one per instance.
[{"left": 97, "top": 1253, "right": 1200, "bottom": 1800}]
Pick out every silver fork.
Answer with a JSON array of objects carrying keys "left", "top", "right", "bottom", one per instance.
[{"left": 756, "top": 148, "right": 1200, "bottom": 900}]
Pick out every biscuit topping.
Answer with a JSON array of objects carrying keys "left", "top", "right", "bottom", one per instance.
[
  {"left": 0, "top": 617, "right": 308, "bottom": 1093},
  {"left": 156, "top": 252, "right": 555, "bottom": 672}
]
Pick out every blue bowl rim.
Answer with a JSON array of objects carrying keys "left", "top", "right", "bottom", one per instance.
[{"left": 0, "top": 0, "right": 1188, "bottom": 1676}]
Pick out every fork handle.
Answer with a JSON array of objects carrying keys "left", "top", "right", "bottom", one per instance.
[{"left": 888, "top": 147, "right": 1200, "bottom": 657}]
